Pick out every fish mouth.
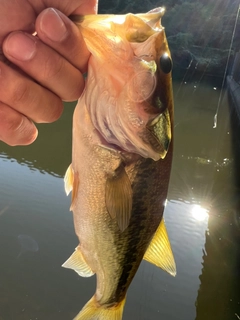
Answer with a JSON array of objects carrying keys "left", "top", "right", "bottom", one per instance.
[
  {"left": 152, "top": 96, "right": 165, "bottom": 112},
  {"left": 94, "top": 97, "right": 172, "bottom": 161},
  {"left": 146, "top": 107, "right": 171, "bottom": 159}
]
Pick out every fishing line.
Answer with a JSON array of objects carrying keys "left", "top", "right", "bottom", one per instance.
[
  {"left": 176, "top": 59, "right": 193, "bottom": 96},
  {"left": 192, "top": 59, "right": 211, "bottom": 94},
  {"left": 213, "top": 3, "right": 240, "bottom": 129},
  {"left": 177, "top": 5, "right": 222, "bottom": 98}
]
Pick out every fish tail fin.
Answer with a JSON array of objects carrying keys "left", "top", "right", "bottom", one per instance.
[{"left": 74, "top": 296, "right": 126, "bottom": 320}]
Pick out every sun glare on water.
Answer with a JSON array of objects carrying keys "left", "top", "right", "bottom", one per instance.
[{"left": 191, "top": 204, "right": 209, "bottom": 222}]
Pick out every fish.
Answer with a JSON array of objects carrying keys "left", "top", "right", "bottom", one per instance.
[
  {"left": 17, "top": 234, "right": 39, "bottom": 258},
  {"left": 63, "top": 7, "right": 176, "bottom": 320}
]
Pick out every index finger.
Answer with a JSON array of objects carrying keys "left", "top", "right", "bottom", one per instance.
[
  {"left": 35, "top": 8, "right": 90, "bottom": 73},
  {"left": 26, "top": 0, "right": 98, "bottom": 16}
]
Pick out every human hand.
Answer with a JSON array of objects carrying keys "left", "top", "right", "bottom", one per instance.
[{"left": 0, "top": 0, "right": 98, "bottom": 146}]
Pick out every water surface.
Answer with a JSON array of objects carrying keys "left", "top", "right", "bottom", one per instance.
[{"left": 0, "top": 81, "right": 239, "bottom": 319}]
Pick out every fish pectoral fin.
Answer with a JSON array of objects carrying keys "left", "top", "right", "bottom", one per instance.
[
  {"left": 143, "top": 219, "right": 176, "bottom": 276},
  {"left": 106, "top": 165, "right": 132, "bottom": 232},
  {"left": 64, "top": 164, "right": 74, "bottom": 196},
  {"left": 64, "top": 164, "right": 79, "bottom": 211},
  {"left": 62, "top": 247, "right": 94, "bottom": 277}
]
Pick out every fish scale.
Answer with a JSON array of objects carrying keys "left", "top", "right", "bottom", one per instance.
[{"left": 63, "top": 7, "right": 176, "bottom": 320}]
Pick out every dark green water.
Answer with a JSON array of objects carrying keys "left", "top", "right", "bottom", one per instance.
[{"left": 0, "top": 79, "right": 239, "bottom": 320}]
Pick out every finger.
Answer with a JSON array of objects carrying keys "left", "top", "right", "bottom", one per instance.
[
  {"left": 3, "top": 31, "right": 85, "bottom": 101},
  {"left": 0, "top": 61, "right": 63, "bottom": 123},
  {"left": 73, "top": 0, "right": 98, "bottom": 14},
  {"left": 0, "top": 102, "right": 38, "bottom": 146},
  {"left": 41, "top": 0, "right": 98, "bottom": 15},
  {"left": 35, "top": 8, "right": 90, "bottom": 73}
]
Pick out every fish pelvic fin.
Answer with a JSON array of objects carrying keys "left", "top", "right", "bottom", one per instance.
[
  {"left": 62, "top": 246, "right": 94, "bottom": 277},
  {"left": 64, "top": 164, "right": 79, "bottom": 211},
  {"left": 106, "top": 165, "right": 132, "bottom": 232},
  {"left": 143, "top": 219, "right": 176, "bottom": 276},
  {"left": 74, "top": 296, "right": 126, "bottom": 320}
]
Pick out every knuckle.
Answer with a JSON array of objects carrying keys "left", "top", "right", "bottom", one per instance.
[
  {"left": 0, "top": 105, "right": 22, "bottom": 133},
  {"left": 5, "top": 113, "right": 24, "bottom": 134},
  {"left": 42, "top": 54, "right": 65, "bottom": 81},
  {"left": 4, "top": 118, "right": 36, "bottom": 146},
  {"left": 0, "top": 103, "right": 36, "bottom": 146},
  {"left": 11, "top": 81, "right": 30, "bottom": 105}
]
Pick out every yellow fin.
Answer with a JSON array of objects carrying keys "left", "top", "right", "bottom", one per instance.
[
  {"left": 143, "top": 219, "right": 176, "bottom": 276},
  {"left": 64, "top": 164, "right": 79, "bottom": 211},
  {"left": 64, "top": 164, "right": 74, "bottom": 196},
  {"left": 105, "top": 165, "right": 132, "bottom": 232},
  {"left": 62, "top": 247, "right": 94, "bottom": 277},
  {"left": 74, "top": 295, "right": 126, "bottom": 320}
]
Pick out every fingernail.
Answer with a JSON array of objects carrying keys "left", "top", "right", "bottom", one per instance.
[
  {"left": 40, "top": 8, "right": 68, "bottom": 42},
  {"left": 4, "top": 32, "right": 36, "bottom": 61}
]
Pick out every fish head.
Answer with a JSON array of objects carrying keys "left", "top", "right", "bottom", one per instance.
[
  {"left": 124, "top": 8, "right": 174, "bottom": 160},
  {"left": 74, "top": 8, "right": 174, "bottom": 161}
]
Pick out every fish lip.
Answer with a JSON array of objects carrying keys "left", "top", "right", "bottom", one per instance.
[
  {"left": 146, "top": 108, "right": 171, "bottom": 159},
  {"left": 141, "top": 92, "right": 167, "bottom": 116}
]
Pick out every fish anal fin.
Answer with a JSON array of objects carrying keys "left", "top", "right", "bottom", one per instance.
[
  {"left": 144, "top": 219, "right": 176, "bottom": 276},
  {"left": 74, "top": 295, "right": 126, "bottom": 320},
  {"left": 64, "top": 164, "right": 74, "bottom": 196},
  {"left": 62, "top": 246, "right": 94, "bottom": 277},
  {"left": 105, "top": 166, "right": 132, "bottom": 232}
]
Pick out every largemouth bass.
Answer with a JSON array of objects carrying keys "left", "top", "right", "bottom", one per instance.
[{"left": 63, "top": 7, "right": 176, "bottom": 320}]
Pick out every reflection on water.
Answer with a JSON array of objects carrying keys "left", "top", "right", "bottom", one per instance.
[
  {"left": 0, "top": 205, "right": 9, "bottom": 217},
  {"left": 0, "top": 80, "right": 239, "bottom": 319},
  {"left": 191, "top": 204, "right": 208, "bottom": 222},
  {"left": 17, "top": 234, "right": 39, "bottom": 259},
  {"left": 0, "top": 101, "right": 75, "bottom": 177}
]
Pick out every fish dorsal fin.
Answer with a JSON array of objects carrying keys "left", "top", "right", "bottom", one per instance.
[
  {"left": 62, "top": 247, "right": 94, "bottom": 277},
  {"left": 105, "top": 165, "right": 132, "bottom": 232},
  {"left": 144, "top": 219, "right": 176, "bottom": 276},
  {"left": 64, "top": 164, "right": 79, "bottom": 211}
]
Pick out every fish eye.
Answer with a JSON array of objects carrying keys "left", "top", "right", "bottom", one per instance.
[{"left": 159, "top": 53, "right": 172, "bottom": 74}]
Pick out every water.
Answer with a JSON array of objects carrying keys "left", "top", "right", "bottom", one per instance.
[
  {"left": 0, "top": 80, "right": 239, "bottom": 319},
  {"left": 17, "top": 234, "right": 39, "bottom": 259}
]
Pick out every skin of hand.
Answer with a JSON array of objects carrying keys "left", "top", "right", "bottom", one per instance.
[{"left": 0, "top": 0, "right": 98, "bottom": 146}]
